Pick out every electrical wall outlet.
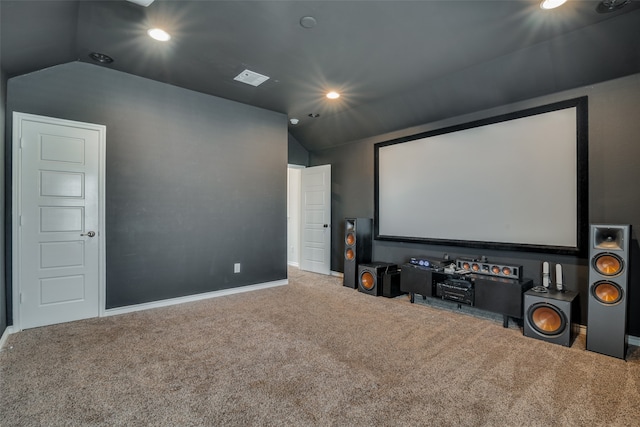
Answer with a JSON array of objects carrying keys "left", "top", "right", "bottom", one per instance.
[{"left": 234, "top": 263, "right": 241, "bottom": 273}]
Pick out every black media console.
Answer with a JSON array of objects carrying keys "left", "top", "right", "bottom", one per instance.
[{"left": 400, "top": 263, "right": 533, "bottom": 327}]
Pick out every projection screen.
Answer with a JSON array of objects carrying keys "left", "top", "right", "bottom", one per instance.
[{"left": 375, "top": 97, "right": 588, "bottom": 255}]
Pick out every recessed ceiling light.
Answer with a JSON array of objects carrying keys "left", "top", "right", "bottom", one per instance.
[
  {"left": 89, "top": 52, "right": 114, "bottom": 64},
  {"left": 540, "top": 0, "right": 567, "bottom": 9},
  {"left": 326, "top": 91, "right": 340, "bottom": 100},
  {"left": 289, "top": 118, "right": 299, "bottom": 125},
  {"left": 148, "top": 28, "right": 171, "bottom": 41}
]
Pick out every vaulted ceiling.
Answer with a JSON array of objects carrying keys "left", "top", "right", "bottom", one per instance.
[{"left": 2, "top": 0, "right": 639, "bottom": 152}]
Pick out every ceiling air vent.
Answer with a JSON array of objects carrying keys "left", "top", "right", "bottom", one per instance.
[{"left": 233, "top": 69, "right": 270, "bottom": 87}]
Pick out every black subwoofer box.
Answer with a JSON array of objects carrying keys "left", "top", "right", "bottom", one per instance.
[
  {"left": 524, "top": 289, "right": 580, "bottom": 347},
  {"left": 358, "top": 262, "right": 398, "bottom": 297}
]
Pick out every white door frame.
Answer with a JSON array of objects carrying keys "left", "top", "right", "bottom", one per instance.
[
  {"left": 287, "top": 164, "right": 304, "bottom": 267},
  {"left": 11, "top": 112, "right": 107, "bottom": 331}
]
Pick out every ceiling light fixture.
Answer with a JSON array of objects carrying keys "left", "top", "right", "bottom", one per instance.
[
  {"left": 596, "top": 0, "right": 630, "bottom": 13},
  {"left": 289, "top": 118, "right": 299, "bottom": 125},
  {"left": 89, "top": 52, "right": 114, "bottom": 64},
  {"left": 308, "top": 113, "right": 320, "bottom": 118},
  {"left": 148, "top": 28, "right": 171, "bottom": 42},
  {"left": 540, "top": 0, "right": 567, "bottom": 9},
  {"left": 326, "top": 91, "right": 340, "bottom": 100}
]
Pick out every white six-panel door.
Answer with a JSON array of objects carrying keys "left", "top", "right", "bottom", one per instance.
[
  {"left": 13, "top": 113, "right": 105, "bottom": 330},
  {"left": 300, "top": 164, "right": 331, "bottom": 275}
]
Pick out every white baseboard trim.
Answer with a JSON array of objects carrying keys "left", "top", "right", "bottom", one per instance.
[
  {"left": 287, "top": 261, "right": 300, "bottom": 267},
  {"left": 104, "top": 279, "right": 288, "bottom": 318},
  {"left": 0, "top": 326, "right": 16, "bottom": 351},
  {"left": 330, "top": 270, "right": 343, "bottom": 278}
]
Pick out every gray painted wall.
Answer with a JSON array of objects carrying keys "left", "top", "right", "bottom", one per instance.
[
  {"left": 287, "top": 133, "right": 309, "bottom": 167},
  {"left": 310, "top": 73, "right": 640, "bottom": 335},
  {"left": 7, "top": 62, "right": 287, "bottom": 312}
]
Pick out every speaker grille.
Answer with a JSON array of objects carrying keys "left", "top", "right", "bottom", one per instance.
[
  {"left": 593, "top": 253, "right": 624, "bottom": 276},
  {"left": 528, "top": 303, "right": 566, "bottom": 336},
  {"left": 592, "top": 281, "right": 623, "bottom": 305}
]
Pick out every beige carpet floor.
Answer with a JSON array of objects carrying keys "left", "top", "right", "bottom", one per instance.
[{"left": 1, "top": 268, "right": 639, "bottom": 426}]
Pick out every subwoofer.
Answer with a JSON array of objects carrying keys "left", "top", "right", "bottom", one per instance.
[
  {"left": 343, "top": 218, "right": 372, "bottom": 288},
  {"left": 586, "top": 224, "right": 631, "bottom": 359},
  {"left": 358, "top": 262, "right": 398, "bottom": 296},
  {"left": 523, "top": 289, "right": 579, "bottom": 347}
]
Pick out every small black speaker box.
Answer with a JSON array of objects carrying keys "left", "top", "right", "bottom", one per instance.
[{"left": 381, "top": 270, "right": 402, "bottom": 298}]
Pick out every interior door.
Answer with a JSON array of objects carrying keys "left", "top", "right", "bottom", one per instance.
[
  {"left": 300, "top": 164, "right": 331, "bottom": 275},
  {"left": 13, "top": 112, "right": 105, "bottom": 330}
]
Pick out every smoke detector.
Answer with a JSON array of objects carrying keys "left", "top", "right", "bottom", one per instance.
[
  {"left": 126, "top": 0, "right": 155, "bottom": 6},
  {"left": 233, "top": 69, "right": 270, "bottom": 87},
  {"left": 596, "top": 0, "right": 630, "bottom": 13}
]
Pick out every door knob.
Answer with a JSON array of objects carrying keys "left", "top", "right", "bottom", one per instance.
[{"left": 81, "top": 231, "right": 96, "bottom": 237}]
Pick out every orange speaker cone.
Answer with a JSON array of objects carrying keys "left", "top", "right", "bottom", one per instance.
[
  {"left": 345, "top": 248, "right": 354, "bottom": 261},
  {"left": 462, "top": 262, "right": 470, "bottom": 270},
  {"left": 594, "top": 254, "right": 623, "bottom": 276},
  {"left": 532, "top": 306, "right": 562, "bottom": 333},
  {"left": 491, "top": 266, "right": 500, "bottom": 274},
  {"left": 502, "top": 267, "right": 512, "bottom": 276},
  {"left": 593, "top": 281, "right": 622, "bottom": 304},
  {"left": 346, "top": 233, "right": 355, "bottom": 246},
  {"left": 361, "top": 272, "right": 375, "bottom": 290},
  {"left": 471, "top": 263, "right": 480, "bottom": 271}
]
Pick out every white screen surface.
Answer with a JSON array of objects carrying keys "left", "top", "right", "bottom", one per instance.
[{"left": 377, "top": 106, "right": 580, "bottom": 249}]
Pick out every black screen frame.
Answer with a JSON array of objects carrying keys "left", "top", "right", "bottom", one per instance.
[{"left": 374, "top": 96, "right": 589, "bottom": 256}]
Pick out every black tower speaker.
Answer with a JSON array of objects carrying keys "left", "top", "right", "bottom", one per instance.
[
  {"left": 586, "top": 224, "right": 631, "bottom": 359},
  {"left": 524, "top": 289, "right": 580, "bottom": 347},
  {"left": 358, "top": 263, "right": 398, "bottom": 296},
  {"left": 343, "top": 218, "right": 372, "bottom": 288}
]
